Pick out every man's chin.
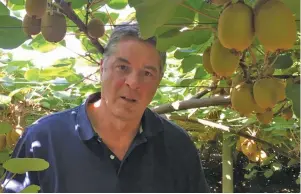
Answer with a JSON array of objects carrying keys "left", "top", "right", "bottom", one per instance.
[{"left": 112, "top": 108, "right": 143, "bottom": 121}]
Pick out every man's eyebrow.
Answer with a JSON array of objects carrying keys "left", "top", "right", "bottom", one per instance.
[{"left": 116, "top": 57, "right": 130, "bottom": 64}]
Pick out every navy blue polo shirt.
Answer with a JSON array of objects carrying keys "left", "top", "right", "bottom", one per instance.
[{"left": 2, "top": 92, "right": 210, "bottom": 193}]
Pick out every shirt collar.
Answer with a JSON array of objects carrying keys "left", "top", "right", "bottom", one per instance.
[{"left": 76, "top": 92, "right": 164, "bottom": 141}]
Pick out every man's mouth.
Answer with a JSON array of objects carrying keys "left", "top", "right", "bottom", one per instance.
[{"left": 121, "top": 96, "right": 137, "bottom": 103}]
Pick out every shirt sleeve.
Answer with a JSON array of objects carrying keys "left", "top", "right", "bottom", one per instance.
[{"left": 1, "top": 128, "right": 40, "bottom": 193}]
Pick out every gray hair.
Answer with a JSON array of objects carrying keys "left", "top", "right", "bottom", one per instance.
[{"left": 103, "top": 22, "right": 166, "bottom": 74}]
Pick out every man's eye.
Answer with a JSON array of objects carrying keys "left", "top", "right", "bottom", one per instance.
[
  {"left": 118, "top": 65, "right": 128, "bottom": 71},
  {"left": 145, "top": 71, "right": 152, "bottom": 77}
]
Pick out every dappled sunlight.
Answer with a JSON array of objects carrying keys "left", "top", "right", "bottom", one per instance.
[
  {"left": 227, "top": 161, "right": 232, "bottom": 165},
  {"left": 225, "top": 175, "right": 232, "bottom": 180},
  {"left": 197, "top": 118, "right": 230, "bottom": 132},
  {"left": 30, "top": 141, "right": 41, "bottom": 152},
  {"left": 171, "top": 101, "right": 180, "bottom": 110}
]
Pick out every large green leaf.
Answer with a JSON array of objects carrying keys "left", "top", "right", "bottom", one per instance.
[
  {"left": 196, "top": 3, "right": 220, "bottom": 24},
  {"left": 0, "top": 121, "right": 12, "bottom": 134},
  {"left": 20, "top": 185, "right": 41, "bottom": 193},
  {"left": 156, "top": 29, "right": 212, "bottom": 51},
  {"left": 154, "top": 1, "right": 196, "bottom": 37},
  {"left": 66, "top": 0, "right": 86, "bottom": 9},
  {"left": 194, "top": 65, "right": 207, "bottom": 79},
  {"left": 271, "top": 53, "right": 294, "bottom": 69},
  {"left": 180, "top": 55, "right": 202, "bottom": 73},
  {"left": 0, "top": 15, "right": 29, "bottom": 49},
  {"left": 24, "top": 68, "right": 40, "bottom": 81},
  {"left": 107, "top": 0, "right": 128, "bottom": 10},
  {"left": 134, "top": 0, "right": 182, "bottom": 39},
  {"left": 10, "top": 0, "right": 24, "bottom": 5},
  {"left": 0, "top": 1, "right": 9, "bottom": 15},
  {"left": 3, "top": 158, "right": 49, "bottom": 174},
  {"left": 0, "top": 152, "right": 10, "bottom": 163},
  {"left": 285, "top": 80, "right": 300, "bottom": 118},
  {"left": 28, "top": 34, "right": 60, "bottom": 53}
]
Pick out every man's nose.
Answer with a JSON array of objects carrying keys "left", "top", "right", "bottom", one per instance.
[{"left": 125, "top": 72, "right": 141, "bottom": 90}]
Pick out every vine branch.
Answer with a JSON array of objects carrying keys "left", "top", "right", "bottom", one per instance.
[
  {"left": 151, "top": 96, "right": 231, "bottom": 114},
  {"left": 54, "top": 0, "right": 105, "bottom": 54}
]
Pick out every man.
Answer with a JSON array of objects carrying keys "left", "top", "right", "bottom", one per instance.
[{"left": 2, "top": 23, "right": 210, "bottom": 193}]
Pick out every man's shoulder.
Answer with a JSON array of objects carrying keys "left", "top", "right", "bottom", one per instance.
[
  {"left": 24, "top": 106, "right": 79, "bottom": 137},
  {"left": 148, "top": 110, "right": 194, "bottom": 147}
]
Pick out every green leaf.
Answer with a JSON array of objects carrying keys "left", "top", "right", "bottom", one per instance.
[
  {"left": 296, "top": 176, "right": 300, "bottom": 185},
  {"left": 156, "top": 29, "right": 211, "bottom": 51},
  {"left": 20, "top": 185, "right": 41, "bottom": 193},
  {"left": 10, "top": 0, "right": 24, "bottom": 5},
  {"left": 180, "top": 55, "right": 202, "bottom": 73},
  {"left": 244, "top": 163, "right": 257, "bottom": 170},
  {"left": 194, "top": 65, "right": 207, "bottom": 79},
  {"left": 24, "top": 68, "right": 40, "bottom": 81},
  {"left": 287, "top": 159, "right": 300, "bottom": 167},
  {"left": 0, "top": 94, "right": 11, "bottom": 104},
  {"left": 66, "top": 0, "right": 86, "bottom": 9},
  {"left": 186, "top": 0, "right": 204, "bottom": 9},
  {"left": 29, "top": 34, "right": 59, "bottom": 53},
  {"left": 0, "top": 121, "right": 13, "bottom": 134},
  {"left": 135, "top": 0, "right": 181, "bottom": 39},
  {"left": 0, "top": 2, "right": 9, "bottom": 15},
  {"left": 3, "top": 158, "right": 49, "bottom": 174},
  {"left": 93, "top": 12, "right": 109, "bottom": 24},
  {"left": 174, "top": 48, "right": 197, "bottom": 59},
  {"left": 107, "top": 0, "right": 128, "bottom": 9},
  {"left": 244, "top": 169, "right": 258, "bottom": 179},
  {"left": 264, "top": 169, "right": 274, "bottom": 178},
  {"left": 271, "top": 53, "right": 294, "bottom": 69},
  {"left": 0, "top": 152, "right": 10, "bottom": 163},
  {"left": 285, "top": 80, "right": 300, "bottom": 118},
  {"left": 154, "top": 1, "right": 195, "bottom": 37},
  {"left": 0, "top": 15, "right": 29, "bottom": 49},
  {"left": 270, "top": 162, "right": 282, "bottom": 171},
  {"left": 196, "top": 3, "right": 220, "bottom": 23}
]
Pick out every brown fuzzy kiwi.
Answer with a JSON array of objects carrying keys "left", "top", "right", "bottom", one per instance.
[
  {"left": 87, "top": 18, "right": 105, "bottom": 39},
  {"left": 254, "top": 0, "right": 297, "bottom": 52},
  {"left": 41, "top": 11, "right": 67, "bottom": 43},
  {"left": 25, "top": 0, "right": 48, "bottom": 19},
  {"left": 22, "top": 14, "right": 41, "bottom": 36}
]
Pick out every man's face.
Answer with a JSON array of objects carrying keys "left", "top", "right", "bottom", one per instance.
[{"left": 100, "top": 38, "right": 163, "bottom": 121}]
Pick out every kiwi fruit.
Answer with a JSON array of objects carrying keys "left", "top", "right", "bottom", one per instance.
[
  {"left": 41, "top": 11, "right": 67, "bottom": 43},
  {"left": 210, "top": 39, "right": 240, "bottom": 77},
  {"left": 218, "top": 2, "right": 254, "bottom": 51},
  {"left": 254, "top": 0, "right": 297, "bottom": 52},
  {"left": 253, "top": 78, "right": 279, "bottom": 109},
  {"left": 230, "top": 82, "right": 258, "bottom": 116},
  {"left": 202, "top": 47, "right": 215, "bottom": 74},
  {"left": 87, "top": 18, "right": 105, "bottom": 39},
  {"left": 22, "top": 14, "right": 41, "bottom": 36},
  {"left": 25, "top": 0, "right": 48, "bottom": 19},
  {"left": 256, "top": 109, "right": 274, "bottom": 124}
]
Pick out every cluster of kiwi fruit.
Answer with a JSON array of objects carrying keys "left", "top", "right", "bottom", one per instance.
[
  {"left": 236, "top": 133, "right": 268, "bottom": 163},
  {"left": 202, "top": 0, "right": 297, "bottom": 124},
  {"left": 22, "top": 0, "right": 105, "bottom": 42},
  {"left": 22, "top": 0, "right": 66, "bottom": 43}
]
